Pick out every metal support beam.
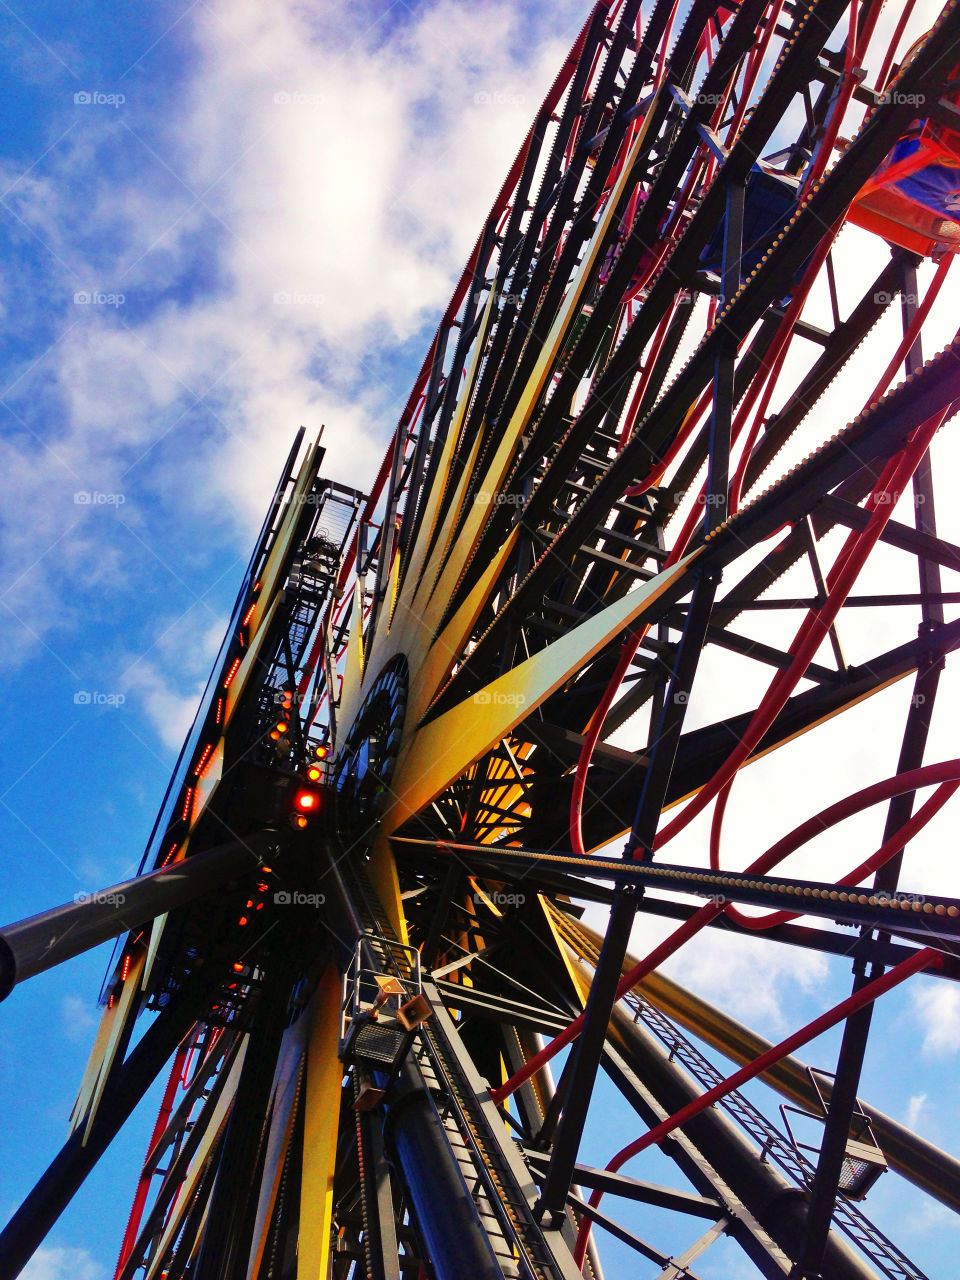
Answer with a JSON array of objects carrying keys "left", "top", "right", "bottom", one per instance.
[
  {"left": 402, "top": 839, "right": 960, "bottom": 949},
  {"left": 192, "top": 944, "right": 301, "bottom": 1280},
  {"left": 423, "top": 980, "right": 585, "bottom": 1280},
  {"left": 566, "top": 1192, "right": 680, "bottom": 1269},
  {"left": 791, "top": 988, "right": 875, "bottom": 1279},
  {"left": 793, "top": 257, "right": 951, "bottom": 1278},
  {"left": 356, "top": 1099, "right": 403, "bottom": 1280},
  {"left": 382, "top": 1057, "right": 507, "bottom": 1280},
  {"left": 319, "top": 847, "right": 529, "bottom": 1279},
  {"left": 523, "top": 1151, "right": 721, "bottom": 1219},
  {"left": 422, "top": 861, "right": 465, "bottom": 968},
  {"left": 601, "top": 1005, "right": 882, "bottom": 1279},
  {"left": 705, "top": 179, "right": 744, "bottom": 532},
  {"left": 653, "top": 1217, "right": 730, "bottom": 1280},
  {"left": 115, "top": 1033, "right": 244, "bottom": 1280},
  {"left": 536, "top": 571, "right": 720, "bottom": 1219},
  {"left": 815, "top": 494, "right": 960, "bottom": 574},
  {"left": 0, "top": 832, "right": 278, "bottom": 999},
  {"left": 0, "top": 964, "right": 223, "bottom": 1279},
  {"left": 534, "top": 886, "right": 638, "bottom": 1223}
]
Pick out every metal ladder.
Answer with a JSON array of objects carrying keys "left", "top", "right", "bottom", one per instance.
[
  {"left": 410, "top": 1034, "right": 523, "bottom": 1279},
  {"left": 624, "top": 991, "right": 928, "bottom": 1280},
  {"left": 348, "top": 863, "right": 569, "bottom": 1280},
  {"left": 552, "top": 907, "right": 930, "bottom": 1279}
]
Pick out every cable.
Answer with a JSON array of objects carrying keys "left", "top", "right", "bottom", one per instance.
[{"left": 494, "top": 757, "right": 960, "bottom": 1105}]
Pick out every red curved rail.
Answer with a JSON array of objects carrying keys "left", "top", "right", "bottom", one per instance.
[
  {"left": 492, "top": 756, "right": 960, "bottom": 1105},
  {"left": 571, "top": 945, "right": 941, "bottom": 1268}
]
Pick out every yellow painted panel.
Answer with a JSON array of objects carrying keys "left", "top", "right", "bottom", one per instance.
[
  {"left": 403, "top": 432, "right": 484, "bottom": 645},
  {"left": 250, "top": 442, "right": 319, "bottom": 641},
  {"left": 140, "top": 911, "right": 168, "bottom": 992},
  {"left": 662, "top": 672, "right": 913, "bottom": 811},
  {"left": 398, "top": 287, "right": 497, "bottom": 617},
  {"left": 423, "top": 104, "right": 660, "bottom": 614},
  {"left": 346, "top": 557, "right": 408, "bottom": 727},
  {"left": 297, "top": 965, "right": 344, "bottom": 1280},
  {"left": 81, "top": 953, "right": 146, "bottom": 1144},
  {"left": 405, "top": 526, "right": 521, "bottom": 726},
  {"left": 144, "top": 1040, "right": 248, "bottom": 1280},
  {"left": 186, "top": 1204, "right": 211, "bottom": 1269},
  {"left": 385, "top": 546, "right": 401, "bottom": 633},
  {"left": 363, "top": 834, "right": 409, "bottom": 946},
  {"left": 382, "top": 552, "right": 699, "bottom": 829},
  {"left": 587, "top": 673, "right": 913, "bottom": 853},
  {"left": 70, "top": 993, "right": 126, "bottom": 1131},
  {"left": 246, "top": 1030, "right": 306, "bottom": 1280},
  {"left": 540, "top": 897, "right": 590, "bottom": 1008},
  {"left": 140, "top": 838, "right": 190, "bottom": 992},
  {"left": 336, "top": 581, "right": 367, "bottom": 737},
  {"left": 361, "top": 527, "right": 523, "bottom": 938},
  {"left": 225, "top": 596, "right": 281, "bottom": 725},
  {"left": 192, "top": 739, "right": 224, "bottom": 826}
]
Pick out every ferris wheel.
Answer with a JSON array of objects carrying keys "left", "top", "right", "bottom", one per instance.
[{"left": 3, "top": 2, "right": 960, "bottom": 1278}]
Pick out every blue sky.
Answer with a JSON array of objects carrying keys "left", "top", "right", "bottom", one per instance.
[{"left": 1, "top": 2, "right": 959, "bottom": 1277}]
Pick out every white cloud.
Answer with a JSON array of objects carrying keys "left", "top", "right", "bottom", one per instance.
[
  {"left": 0, "top": 0, "right": 584, "bottom": 696},
  {"left": 905, "top": 1092, "right": 928, "bottom": 1131},
  {"left": 583, "top": 900, "right": 830, "bottom": 1033},
  {"left": 658, "top": 924, "right": 829, "bottom": 1034},
  {"left": 110, "top": 600, "right": 230, "bottom": 748},
  {"left": 122, "top": 659, "right": 207, "bottom": 753},
  {"left": 914, "top": 983, "right": 960, "bottom": 1056},
  {"left": 22, "top": 1246, "right": 105, "bottom": 1280},
  {"left": 60, "top": 994, "right": 98, "bottom": 1045},
  {"left": 900, "top": 1197, "right": 960, "bottom": 1236}
]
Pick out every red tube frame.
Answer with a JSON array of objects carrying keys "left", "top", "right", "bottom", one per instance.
[
  {"left": 492, "top": 756, "right": 960, "bottom": 1105},
  {"left": 571, "top": 944, "right": 941, "bottom": 1267}
]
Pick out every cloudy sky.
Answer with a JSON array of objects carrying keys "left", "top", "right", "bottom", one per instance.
[{"left": 1, "top": 1, "right": 959, "bottom": 1277}]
